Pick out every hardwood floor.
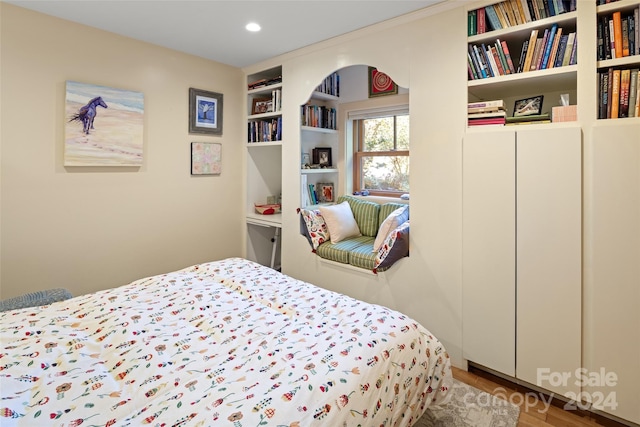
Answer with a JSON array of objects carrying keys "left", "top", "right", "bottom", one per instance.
[{"left": 452, "top": 366, "right": 630, "bottom": 427}]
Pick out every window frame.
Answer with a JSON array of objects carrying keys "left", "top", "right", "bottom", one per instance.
[{"left": 352, "top": 111, "right": 409, "bottom": 198}]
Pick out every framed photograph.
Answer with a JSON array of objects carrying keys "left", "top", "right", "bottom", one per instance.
[
  {"left": 312, "top": 147, "right": 332, "bottom": 167},
  {"left": 368, "top": 66, "right": 398, "bottom": 98},
  {"left": 191, "top": 142, "right": 221, "bottom": 175},
  {"left": 189, "top": 88, "right": 223, "bottom": 135},
  {"left": 513, "top": 95, "right": 544, "bottom": 117},
  {"left": 301, "top": 152, "right": 311, "bottom": 167},
  {"left": 251, "top": 98, "right": 272, "bottom": 115},
  {"left": 317, "top": 182, "right": 334, "bottom": 203}
]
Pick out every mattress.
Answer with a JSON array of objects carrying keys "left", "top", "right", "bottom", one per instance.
[{"left": 0, "top": 257, "right": 451, "bottom": 426}]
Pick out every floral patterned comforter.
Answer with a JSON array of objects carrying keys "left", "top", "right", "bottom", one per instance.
[{"left": 1, "top": 257, "right": 451, "bottom": 426}]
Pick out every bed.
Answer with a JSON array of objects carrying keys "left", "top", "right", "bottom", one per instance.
[{"left": 1, "top": 257, "right": 451, "bottom": 426}]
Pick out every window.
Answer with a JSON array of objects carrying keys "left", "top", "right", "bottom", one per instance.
[{"left": 352, "top": 107, "right": 409, "bottom": 197}]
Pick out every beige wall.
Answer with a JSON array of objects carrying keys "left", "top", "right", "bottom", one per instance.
[
  {"left": 0, "top": 4, "right": 244, "bottom": 298},
  {"left": 244, "top": 2, "right": 467, "bottom": 366}
]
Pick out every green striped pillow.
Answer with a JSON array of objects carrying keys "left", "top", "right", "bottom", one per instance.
[{"left": 337, "top": 195, "right": 380, "bottom": 237}]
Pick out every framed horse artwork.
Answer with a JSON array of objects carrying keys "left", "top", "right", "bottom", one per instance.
[{"left": 64, "top": 81, "right": 144, "bottom": 167}]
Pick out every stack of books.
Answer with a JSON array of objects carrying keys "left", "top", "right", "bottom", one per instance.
[
  {"left": 468, "top": 100, "right": 506, "bottom": 126},
  {"left": 598, "top": 67, "right": 640, "bottom": 119},
  {"left": 467, "top": 24, "right": 577, "bottom": 80}
]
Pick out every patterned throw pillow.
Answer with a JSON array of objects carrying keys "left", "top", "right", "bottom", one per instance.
[
  {"left": 300, "top": 208, "right": 330, "bottom": 250},
  {"left": 375, "top": 220, "right": 410, "bottom": 270},
  {"left": 373, "top": 205, "right": 410, "bottom": 252}
]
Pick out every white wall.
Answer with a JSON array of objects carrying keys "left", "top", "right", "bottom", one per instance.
[
  {"left": 0, "top": 4, "right": 244, "bottom": 298},
  {"left": 245, "top": 2, "right": 467, "bottom": 366}
]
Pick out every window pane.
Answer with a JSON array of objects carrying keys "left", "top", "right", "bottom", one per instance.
[
  {"left": 396, "top": 115, "right": 410, "bottom": 150},
  {"left": 363, "top": 117, "right": 395, "bottom": 151},
  {"left": 362, "top": 155, "right": 409, "bottom": 192}
]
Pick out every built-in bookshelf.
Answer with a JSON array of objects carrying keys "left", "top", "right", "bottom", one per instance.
[
  {"left": 467, "top": 0, "right": 578, "bottom": 119},
  {"left": 247, "top": 69, "right": 283, "bottom": 144},
  {"left": 596, "top": 0, "right": 640, "bottom": 119},
  {"left": 300, "top": 72, "right": 339, "bottom": 208},
  {"left": 246, "top": 66, "right": 283, "bottom": 269}
]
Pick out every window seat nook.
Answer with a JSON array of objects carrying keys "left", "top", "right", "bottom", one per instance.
[{"left": 299, "top": 195, "right": 409, "bottom": 273}]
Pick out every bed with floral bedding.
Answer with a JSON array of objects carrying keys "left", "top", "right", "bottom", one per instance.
[{"left": 0, "top": 257, "right": 451, "bottom": 426}]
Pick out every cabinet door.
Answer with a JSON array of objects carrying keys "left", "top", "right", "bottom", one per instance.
[
  {"left": 516, "top": 126, "right": 582, "bottom": 398},
  {"left": 585, "top": 124, "right": 640, "bottom": 424},
  {"left": 462, "top": 130, "right": 516, "bottom": 376}
]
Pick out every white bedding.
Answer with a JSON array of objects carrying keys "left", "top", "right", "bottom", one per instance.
[{"left": 1, "top": 257, "right": 451, "bottom": 426}]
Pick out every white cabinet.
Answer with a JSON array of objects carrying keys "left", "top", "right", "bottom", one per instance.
[
  {"left": 516, "top": 127, "right": 582, "bottom": 397},
  {"left": 463, "top": 125, "right": 582, "bottom": 397},
  {"left": 462, "top": 130, "right": 516, "bottom": 376},
  {"left": 584, "top": 122, "right": 640, "bottom": 424}
]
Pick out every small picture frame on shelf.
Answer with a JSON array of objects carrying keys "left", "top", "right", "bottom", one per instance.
[
  {"left": 513, "top": 95, "right": 544, "bottom": 117},
  {"left": 251, "top": 98, "right": 272, "bottom": 115},
  {"left": 317, "top": 182, "right": 334, "bottom": 203},
  {"left": 301, "top": 153, "right": 311, "bottom": 168},
  {"left": 312, "top": 147, "right": 332, "bottom": 167}
]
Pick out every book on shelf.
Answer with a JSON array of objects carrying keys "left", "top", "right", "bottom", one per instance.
[
  {"left": 613, "top": 11, "right": 624, "bottom": 59},
  {"left": 611, "top": 69, "right": 621, "bottom": 118},
  {"left": 468, "top": 110, "right": 507, "bottom": 119},
  {"left": 468, "top": 117, "right": 507, "bottom": 126},
  {"left": 620, "top": 68, "right": 631, "bottom": 117},
  {"left": 522, "top": 29, "right": 539, "bottom": 72},
  {"left": 563, "top": 32, "right": 576, "bottom": 66},
  {"left": 505, "top": 113, "right": 551, "bottom": 125},
  {"left": 468, "top": 99, "right": 505, "bottom": 112},
  {"left": 629, "top": 69, "right": 639, "bottom": 118}
]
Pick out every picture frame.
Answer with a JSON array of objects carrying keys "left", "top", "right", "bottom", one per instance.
[
  {"left": 301, "top": 152, "right": 311, "bottom": 167},
  {"left": 251, "top": 98, "right": 272, "bottom": 115},
  {"left": 189, "top": 88, "right": 223, "bottom": 135},
  {"left": 513, "top": 95, "right": 544, "bottom": 117},
  {"left": 317, "top": 182, "right": 334, "bottom": 203},
  {"left": 368, "top": 66, "right": 398, "bottom": 98},
  {"left": 191, "top": 142, "right": 222, "bottom": 175},
  {"left": 312, "top": 147, "right": 332, "bottom": 167}
]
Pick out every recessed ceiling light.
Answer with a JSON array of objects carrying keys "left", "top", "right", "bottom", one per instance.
[{"left": 246, "top": 22, "right": 261, "bottom": 32}]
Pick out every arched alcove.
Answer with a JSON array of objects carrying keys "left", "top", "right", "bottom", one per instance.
[{"left": 300, "top": 64, "right": 409, "bottom": 200}]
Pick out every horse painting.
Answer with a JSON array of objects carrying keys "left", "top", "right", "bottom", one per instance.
[{"left": 68, "top": 96, "right": 108, "bottom": 135}]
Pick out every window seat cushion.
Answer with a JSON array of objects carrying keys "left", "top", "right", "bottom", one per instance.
[{"left": 316, "top": 235, "right": 374, "bottom": 265}]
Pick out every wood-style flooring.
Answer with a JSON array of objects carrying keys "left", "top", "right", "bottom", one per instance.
[{"left": 452, "top": 366, "right": 631, "bottom": 427}]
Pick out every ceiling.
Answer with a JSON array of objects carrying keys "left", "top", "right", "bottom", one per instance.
[{"left": 6, "top": 0, "right": 443, "bottom": 68}]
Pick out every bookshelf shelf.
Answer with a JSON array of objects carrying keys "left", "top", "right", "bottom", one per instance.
[
  {"left": 248, "top": 82, "right": 283, "bottom": 97},
  {"left": 301, "top": 125, "right": 338, "bottom": 134},
  {"left": 468, "top": 64, "right": 577, "bottom": 101},
  {"left": 301, "top": 168, "right": 338, "bottom": 174},
  {"left": 246, "top": 141, "right": 283, "bottom": 148}
]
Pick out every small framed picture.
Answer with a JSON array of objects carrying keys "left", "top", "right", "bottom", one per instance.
[
  {"left": 189, "top": 88, "right": 223, "bottom": 135},
  {"left": 513, "top": 95, "right": 544, "bottom": 117},
  {"left": 251, "top": 98, "right": 272, "bottom": 115},
  {"left": 301, "top": 152, "right": 311, "bottom": 167},
  {"left": 191, "top": 142, "right": 221, "bottom": 175},
  {"left": 312, "top": 147, "right": 332, "bottom": 167},
  {"left": 317, "top": 182, "right": 334, "bottom": 203}
]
